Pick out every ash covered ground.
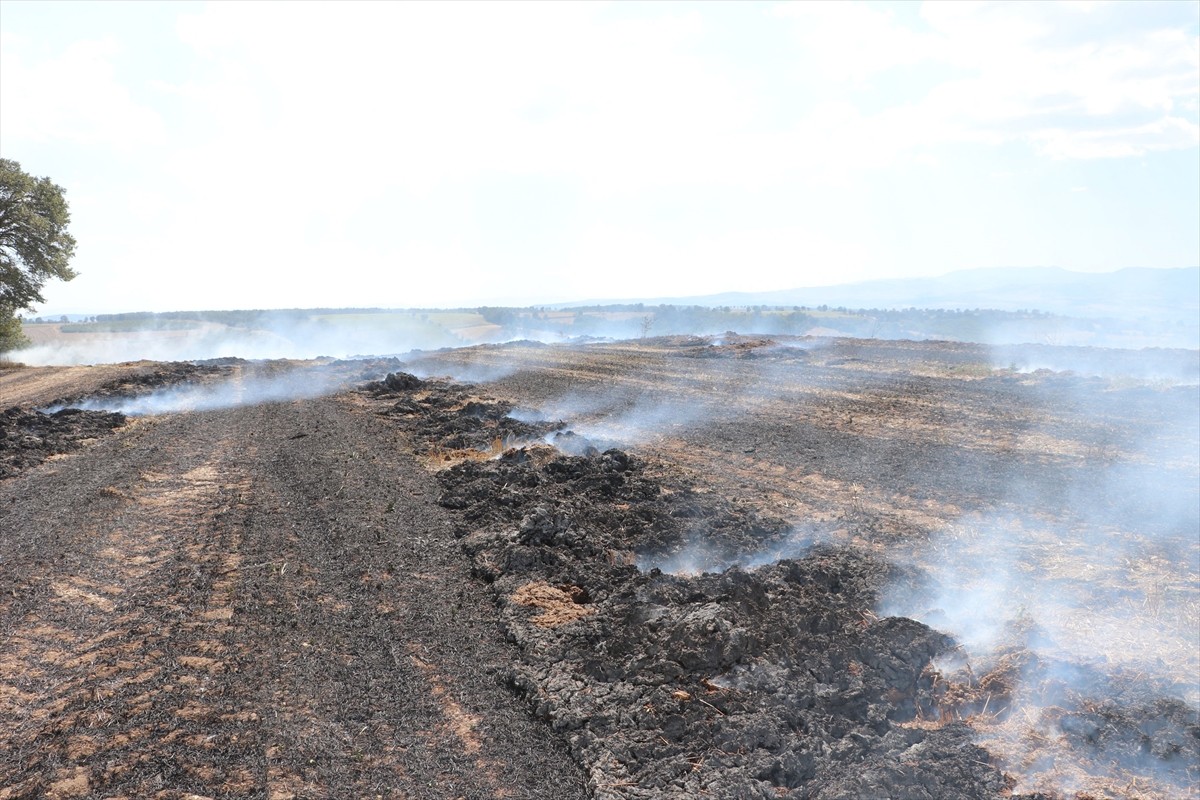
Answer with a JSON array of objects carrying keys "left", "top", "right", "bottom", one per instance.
[{"left": 1, "top": 335, "right": 1196, "bottom": 799}]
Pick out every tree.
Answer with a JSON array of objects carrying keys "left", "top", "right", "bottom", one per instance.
[
  {"left": 0, "top": 312, "right": 25, "bottom": 354},
  {"left": 639, "top": 314, "right": 654, "bottom": 338},
  {"left": 1, "top": 159, "right": 78, "bottom": 352}
]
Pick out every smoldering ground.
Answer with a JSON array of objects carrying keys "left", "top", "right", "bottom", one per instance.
[
  {"left": 13, "top": 322, "right": 1197, "bottom": 798},
  {"left": 48, "top": 370, "right": 343, "bottom": 416},
  {"left": 38, "top": 359, "right": 404, "bottom": 417},
  {"left": 990, "top": 343, "right": 1200, "bottom": 386},
  {"left": 440, "top": 335, "right": 1199, "bottom": 798},
  {"left": 877, "top": 363, "right": 1199, "bottom": 797}
]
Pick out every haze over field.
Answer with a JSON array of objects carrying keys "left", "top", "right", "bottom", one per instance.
[
  {"left": 1, "top": 1, "right": 1197, "bottom": 316},
  {"left": 11, "top": 262, "right": 1196, "bottom": 368},
  {"left": 2, "top": 5, "right": 1198, "bottom": 797}
]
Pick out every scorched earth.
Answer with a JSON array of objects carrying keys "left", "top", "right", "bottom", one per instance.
[{"left": 1, "top": 335, "right": 1197, "bottom": 800}]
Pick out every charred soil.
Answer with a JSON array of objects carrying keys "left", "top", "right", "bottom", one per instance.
[
  {"left": 0, "top": 367, "right": 586, "bottom": 799},
  {"left": 1, "top": 336, "right": 1196, "bottom": 799}
]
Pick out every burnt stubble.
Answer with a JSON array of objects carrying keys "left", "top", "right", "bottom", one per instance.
[{"left": 1, "top": 335, "right": 1196, "bottom": 799}]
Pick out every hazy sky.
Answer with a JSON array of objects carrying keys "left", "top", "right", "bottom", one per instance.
[{"left": 2, "top": 0, "right": 1197, "bottom": 315}]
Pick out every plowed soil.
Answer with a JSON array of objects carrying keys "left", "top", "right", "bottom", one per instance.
[
  {"left": 1, "top": 335, "right": 1197, "bottom": 800},
  {"left": 1, "top": 365, "right": 586, "bottom": 799}
]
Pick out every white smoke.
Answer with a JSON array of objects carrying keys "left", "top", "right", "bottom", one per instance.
[
  {"left": 13, "top": 315, "right": 466, "bottom": 366},
  {"left": 990, "top": 343, "right": 1200, "bottom": 386},
  {"left": 877, "top": 364, "right": 1200, "bottom": 797},
  {"left": 637, "top": 525, "right": 832, "bottom": 576},
  {"left": 43, "top": 367, "right": 357, "bottom": 416}
]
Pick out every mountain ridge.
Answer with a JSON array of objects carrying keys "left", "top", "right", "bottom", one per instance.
[{"left": 556, "top": 266, "right": 1199, "bottom": 322}]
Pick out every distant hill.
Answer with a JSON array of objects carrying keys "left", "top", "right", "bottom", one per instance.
[{"left": 561, "top": 267, "right": 1200, "bottom": 324}]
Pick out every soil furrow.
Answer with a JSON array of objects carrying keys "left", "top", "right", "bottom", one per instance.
[{"left": 0, "top": 395, "right": 587, "bottom": 799}]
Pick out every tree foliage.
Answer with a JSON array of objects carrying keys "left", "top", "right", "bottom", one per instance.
[
  {"left": 0, "top": 158, "right": 78, "bottom": 313},
  {"left": 0, "top": 311, "right": 26, "bottom": 354}
]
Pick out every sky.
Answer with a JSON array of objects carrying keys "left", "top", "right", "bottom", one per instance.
[{"left": 1, "top": 0, "right": 1197, "bottom": 316}]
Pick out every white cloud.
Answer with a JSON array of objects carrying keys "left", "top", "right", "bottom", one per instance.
[
  {"left": 0, "top": 32, "right": 165, "bottom": 149},
  {"left": 776, "top": 0, "right": 1200, "bottom": 161},
  {"left": 562, "top": 223, "right": 872, "bottom": 299},
  {"left": 1032, "top": 115, "right": 1200, "bottom": 159},
  {"left": 773, "top": 1, "right": 944, "bottom": 86},
  {"left": 167, "top": 2, "right": 761, "bottom": 194}
]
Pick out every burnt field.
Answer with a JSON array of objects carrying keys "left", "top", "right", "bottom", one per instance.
[{"left": 1, "top": 335, "right": 1197, "bottom": 799}]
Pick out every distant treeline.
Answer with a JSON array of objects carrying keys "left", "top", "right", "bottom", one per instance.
[
  {"left": 90, "top": 304, "right": 1111, "bottom": 342},
  {"left": 37, "top": 303, "right": 1192, "bottom": 349},
  {"left": 90, "top": 308, "right": 398, "bottom": 328},
  {"left": 60, "top": 319, "right": 199, "bottom": 333},
  {"left": 478, "top": 303, "right": 1077, "bottom": 341}
]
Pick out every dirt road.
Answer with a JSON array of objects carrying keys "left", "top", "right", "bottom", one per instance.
[{"left": 0, "top": 392, "right": 587, "bottom": 799}]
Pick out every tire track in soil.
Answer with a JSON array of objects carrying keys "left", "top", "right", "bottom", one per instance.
[
  {"left": 238, "top": 397, "right": 521, "bottom": 799},
  {"left": 1, "top": 394, "right": 587, "bottom": 799},
  {"left": 1, "top": 415, "right": 262, "bottom": 799}
]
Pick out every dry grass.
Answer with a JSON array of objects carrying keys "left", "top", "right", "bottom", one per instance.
[
  {"left": 420, "top": 436, "right": 509, "bottom": 470},
  {"left": 511, "top": 581, "right": 594, "bottom": 627},
  {"left": 973, "top": 711, "right": 1199, "bottom": 800}
]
